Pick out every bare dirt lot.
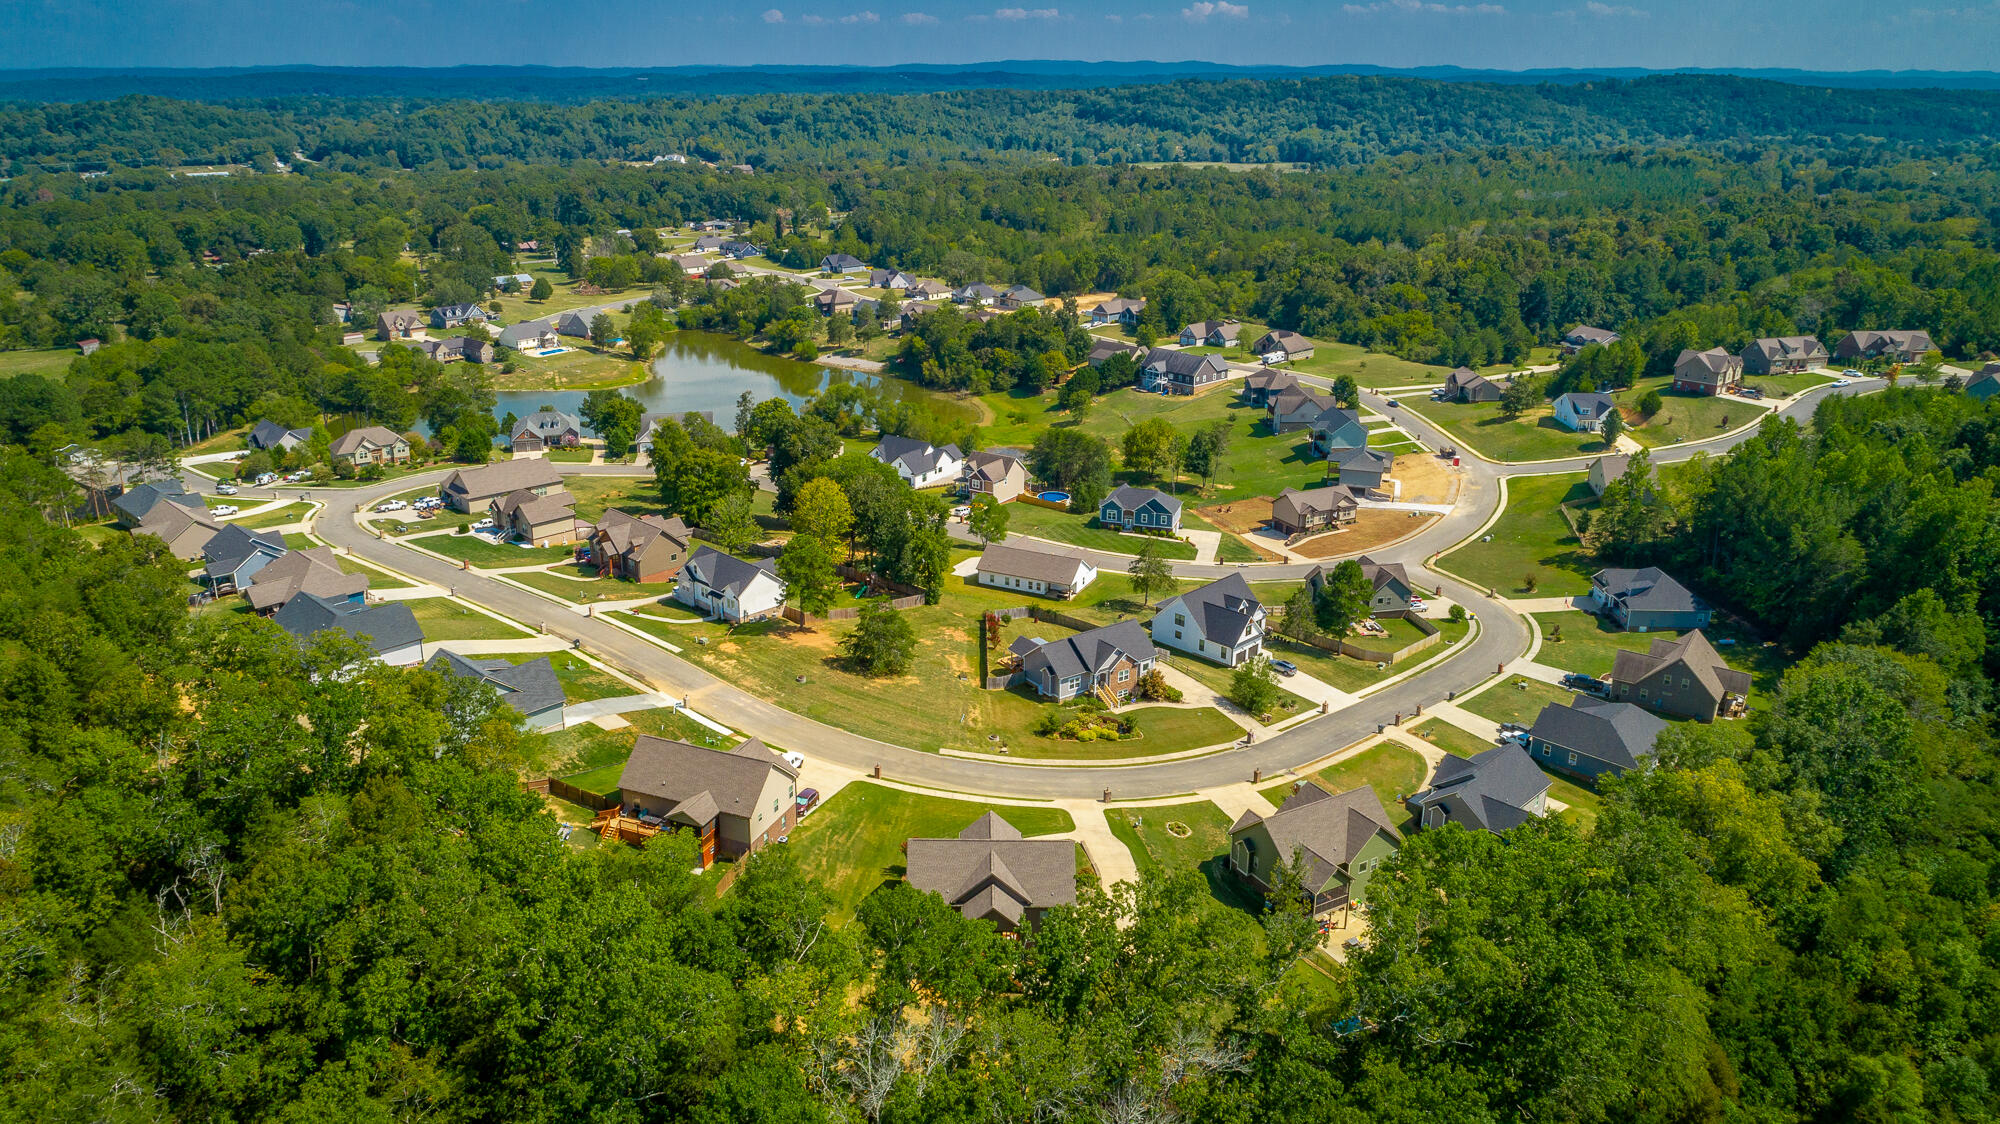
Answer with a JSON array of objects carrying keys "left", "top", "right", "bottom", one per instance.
[
  {"left": 1392, "top": 454, "right": 1464, "bottom": 506},
  {"left": 1198, "top": 498, "right": 1275, "bottom": 535},
  {"left": 1292, "top": 510, "right": 1440, "bottom": 558}
]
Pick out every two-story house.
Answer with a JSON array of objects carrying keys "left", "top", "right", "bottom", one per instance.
[
  {"left": 1151, "top": 573, "right": 1265, "bottom": 668},
  {"left": 1229, "top": 784, "right": 1401, "bottom": 915},
  {"left": 871, "top": 435, "right": 965, "bottom": 489},
  {"left": 328, "top": 425, "right": 410, "bottom": 469},
  {"left": 674, "top": 546, "right": 786, "bottom": 623},
  {"left": 1099, "top": 485, "right": 1182, "bottom": 534},
  {"left": 616, "top": 736, "right": 799, "bottom": 867}
]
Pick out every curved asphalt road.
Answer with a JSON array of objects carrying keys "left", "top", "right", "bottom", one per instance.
[{"left": 209, "top": 376, "right": 1879, "bottom": 800}]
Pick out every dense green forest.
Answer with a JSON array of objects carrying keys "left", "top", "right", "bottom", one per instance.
[
  {"left": 4, "top": 387, "right": 2000, "bottom": 1120},
  {"left": 11, "top": 74, "right": 2000, "bottom": 173}
]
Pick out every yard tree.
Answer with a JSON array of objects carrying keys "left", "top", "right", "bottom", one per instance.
[
  {"left": 1331, "top": 374, "right": 1360, "bottom": 409},
  {"left": 1311, "top": 560, "right": 1372, "bottom": 636},
  {"left": 1184, "top": 419, "right": 1231, "bottom": 488},
  {"left": 790, "top": 476, "right": 854, "bottom": 548},
  {"left": 1600, "top": 408, "right": 1626, "bottom": 446},
  {"left": 825, "top": 315, "right": 854, "bottom": 348},
  {"left": 1028, "top": 426, "right": 1113, "bottom": 512},
  {"left": 777, "top": 532, "right": 840, "bottom": 617},
  {"left": 703, "top": 490, "right": 760, "bottom": 554},
  {"left": 1122, "top": 417, "right": 1177, "bottom": 482},
  {"left": 1638, "top": 389, "right": 1664, "bottom": 416},
  {"left": 969, "top": 494, "right": 1009, "bottom": 544},
  {"left": 842, "top": 599, "right": 918, "bottom": 675},
  {"left": 1229, "top": 656, "right": 1281, "bottom": 716},
  {"left": 590, "top": 311, "right": 616, "bottom": 347},
  {"left": 656, "top": 431, "right": 752, "bottom": 526},
  {"left": 1278, "top": 585, "right": 1318, "bottom": 641},
  {"left": 580, "top": 388, "right": 643, "bottom": 443},
  {"left": 1127, "top": 538, "right": 1175, "bottom": 607},
  {"left": 1499, "top": 372, "right": 1548, "bottom": 418},
  {"left": 529, "top": 275, "right": 554, "bottom": 301},
  {"left": 1097, "top": 351, "right": 1141, "bottom": 392},
  {"left": 734, "top": 390, "right": 756, "bottom": 440},
  {"left": 1058, "top": 372, "right": 1095, "bottom": 421}
]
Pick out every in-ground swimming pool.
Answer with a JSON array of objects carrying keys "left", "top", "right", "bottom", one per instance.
[{"left": 1037, "top": 490, "right": 1070, "bottom": 503}]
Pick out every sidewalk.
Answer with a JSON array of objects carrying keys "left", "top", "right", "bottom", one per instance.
[{"left": 432, "top": 637, "right": 571, "bottom": 655}]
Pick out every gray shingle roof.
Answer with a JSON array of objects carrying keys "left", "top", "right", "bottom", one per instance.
[
  {"left": 425, "top": 651, "right": 564, "bottom": 718},
  {"left": 512, "top": 409, "right": 582, "bottom": 442},
  {"left": 1160, "top": 572, "right": 1263, "bottom": 649},
  {"left": 1563, "top": 325, "right": 1620, "bottom": 346},
  {"left": 1231, "top": 783, "right": 1400, "bottom": 894},
  {"left": 246, "top": 547, "right": 368, "bottom": 611},
  {"left": 905, "top": 813, "right": 1076, "bottom": 926},
  {"left": 616, "top": 735, "right": 795, "bottom": 823},
  {"left": 684, "top": 545, "right": 779, "bottom": 599},
  {"left": 114, "top": 479, "right": 199, "bottom": 524},
  {"left": 272, "top": 592, "right": 423, "bottom": 655},
  {"left": 1142, "top": 348, "right": 1229, "bottom": 379},
  {"left": 1527, "top": 695, "right": 1667, "bottom": 771},
  {"left": 1609, "top": 630, "right": 1751, "bottom": 702},
  {"left": 1105, "top": 484, "right": 1181, "bottom": 518},
  {"left": 442, "top": 459, "right": 564, "bottom": 503},
  {"left": 976, "top": 543, "right": 1093, "bottom": 587},
  {"left": 872, "top": 435, "right": 962, "bottom": 479},
  {"left": 496, "top": 320, "right": 557, "bottom": 349},
  {"left": 1327, "top": 446, "right": 1395, "bottom": 473},
  {"left": 1592, "top": 567, "right": 1705, "bottom": 615},
  {"left": 1743, "top": 335, "right": 1826, "bottom": 362},
  {"left": 1020, "top": 620, "right": 1156, "bottom": 683},
  {"left": 329, "top": 425, "right": 403, "bottom": 457},
  {"left": 1556, "top": 392, "right": 1617, "bottom": 420},
  {"left": 1407, "top": 744, "right": 1551, "bottom": 835},
  {"left": 201, "top": 524, "right": 287, "bottom": 581}
]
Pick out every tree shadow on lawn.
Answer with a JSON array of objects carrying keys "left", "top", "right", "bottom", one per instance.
[{"left": 1199, "top": 854, "right": 1270, "bottom": 917}]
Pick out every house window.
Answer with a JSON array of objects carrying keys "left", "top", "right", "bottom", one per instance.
[
  {"left": 1567, "top": 751, "right": 1578, "bottom": 766},
  {"left": 1541, "top": 744, "right": 1551, "bottom": 757},
  {"left": 1118, "top": 669, "right": 1131, "bottom": 682},
  {"left": 1175, "top": 613, "right": 1186, "bottom": 627}
]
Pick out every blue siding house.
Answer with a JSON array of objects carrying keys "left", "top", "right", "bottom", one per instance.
[
  {"left": 1100, "top": 485, "right": 1183, "bottom": 534},
  {"left": 1589, "top": 567, "right": 1712, "bottom": 632},
  {"left": 1523, "top": 695, "right": 1667, "bottom": 785}
]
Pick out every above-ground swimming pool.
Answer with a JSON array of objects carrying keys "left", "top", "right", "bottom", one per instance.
[{"left": 1037, "top": 490, "right": 1070, "bottom": 503}]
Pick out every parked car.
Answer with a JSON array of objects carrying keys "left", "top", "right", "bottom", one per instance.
[
  {"left": 471, "top": 518, "right": 496, "bottom": 532},
  {"left": 1842, "top": 369, "right": 1863, "bottom": 377},
  {"left": 1830, "top": 378, "right": 1851, "bottom": 388},
  {"left": 796, "top": 788, "right": 821, "bottom": 818},
  {"left": 1560, "top": 672, "right": 1609, "bottom": 695},
  {"left": 782, "top": 751, "right": 806, "bottom": 771},
  {"left": 214, "top": 484, "right": 238, "bottom": 495},
  {"left": 1384, "top": 398, "right": 1400, "bottom": 408},
  {"left": 376, "top": 499, "right": 408, "bottom": 512},
  {"left": 212, "top": 505, "right": 238, "bottom": 516},
  {"left": 1270, "top": 659, "right": 1299, "bottom": 677},
  {"left": 254, "top": 472, "right": 277, "bottom": 486}
]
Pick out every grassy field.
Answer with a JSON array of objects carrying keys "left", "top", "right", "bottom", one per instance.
[
  {"left": 1004, "top": 706, "right": 1245, "bottom": 760},
  {"left": 561, "top": 475, "right": 670, "bottom": 521},
  {"left": 405, "top": 598, "right": 535, "bottom": 642},
  {"left": 1005, "top": 502, "right": 1199, "bottom": 560},
  {"left": 1399, "top": 398, "right": 1613, "bottom": 463},
  {"left": 477, "top": 650, "right": 637, "bottom": 702},
  {"left": 1259, "top": 741, "right": 1428, "bottom": 828},
  {"left": 786, "top": 782, "right": 1074, "bottom": 923},
  {"left": 610, "top": 556, "right": 1239, "bottom": 755},
  {"left": 1106, "top": 799, "right": 1258, "bottom": 910},
  {"left": 540, "top": 447, "right": 597, "bottom": 463},
  {"left": 1461, "top": 676, "right": 1575, "bottom": 728},
  {"left": 225, "top": 503, "right": 311, "bottom": 530},
  {"left": 1610, "top": 378, "right": 1763, "bottom": 448},
  {"left": 508, "top": 563, "right": 658, "bottom": 604},
  {"left": 415, "top": 532, "right": 579, "bottom": 568},
  {"left": 1543, "top": 770, "right": 1604, "bottom": 832},
  {"left": 1182, "top": 509, "right": 1264, "bottom": 563},
  {"left": 1284, "top": 340, "right": 1454, "bottom": 389},
  {"left": 544, "top": 708, "right": 741, "bottom": 791},
  {"left": 1410, "top": 718, "right": 1495, "bottom": 757},
  {"left": 0, "top": 347, "right": 78, "bottom": 378},
  {"left": 1264, "top": 618, "right": 1471, "bottom": 693},
  {"left": 1742, "top": 370, "right": 1833, "bottom": 397},
  {"left": 1530, "top": 609, "right": 1787, "bottom": 704},
  {"left": 1438, "top": 472, "right": 1595, "bottom": 596}
]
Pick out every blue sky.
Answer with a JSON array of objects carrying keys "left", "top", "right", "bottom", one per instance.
[{"left": 1, "top": 0, "right": 1992, "bottom": 72}]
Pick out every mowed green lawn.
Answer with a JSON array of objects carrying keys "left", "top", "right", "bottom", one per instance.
[
  {"left": 1399, "top": 398, "right": 1613, "bottom": 463},
  {"left": 1258, "top": 741, "right": 1429, "bottom": 828},
  {"left": 1107, "top": 799, "right": 1261, "bottom": 910},
  {"left": 1411, "top": 718, "right": 1495, "bottom": 757},
  {"left": 1438, "top": 472, "right": 1596, "bottom": 596},
  {"left": 405, "top": 597, "right": 535, "bottom": 641},
  {"left": 1530, "top": 609, "right": 1787, "bottom": 706},
  {"left": 1461, "top": 676, "right": 1576, "bottom": 728},
  {"left": 0, "top": 347, "right": 79, "bottom": 378},
  {"left": 415, "top": 532, "right": 579, "bottom": 568},
  {"left": 1282, "top": 339, "right": 1455, "bottom": 389},
  {"left": 508, "top": 563, "right": 658, "bottom": 604},
  {"left": 1609, "top": 378, "right": 1764, "bottom": 448},
  {"left": 1005, "top": 501, "right": 1198, "bottom": 560},
  {"left": 786, "top": 782, "right": 1075, "bottom": 923}
]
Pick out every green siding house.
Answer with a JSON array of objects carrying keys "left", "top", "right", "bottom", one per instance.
[{"left": 1229, "top": 784, "right": 1402, "bottom": 914}]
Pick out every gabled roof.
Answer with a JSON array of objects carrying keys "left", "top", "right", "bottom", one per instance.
[
  {"left": 1104, "top": 484, "right": 1181, "bottom": 518},
  {"left": 1609, "top": 629, "right": 1752, "bottom": 701},
  {"left": 202, "top": 524, "right": 287, "bottom": 580},
  {"left": 1243, "top": 369, "right": 1299, "bottom": 394},
  {"left": 872, "top": 435, "right": 962, "bottom": 478},
  {"left": 1407, "top": 744, "right": 1551, "bottom": 834},
  {"left": 821, "top": 253, "right": 867, "bottom": 270},
  {"left": 618, "top": 735, "right": 796, "bottom": 824},
  {"left": 976, "top": 543, "right": 1094, "bottom": 586},
  {"left": 1527, "top": 695, "right": 1667, "bottom": 771},
  {"left": 1231, "top": 784, "right": 1401, "bottom": 893},
  {"left": 1839, "top": 329, "right": 1935, "bottom": 355},
  {"left": 1674, "top": 347, "right": 1742, "bottom": 378},
  {"left": 1555, "top": 391, "right": 1617, "bottom": 420},
  {"left": 425, "top": 651, "right": 564, "bottom": 717},
  {"left": 114, "top": 479, "right": 199, "bottom": 524},
  {"left": 1087, "top": 338, "right": 1143, "bottom": 363},
  {"left": 1158, "top": 572, "right": 1263, "bottom": 649},
  {"left": 1269, "top": 386, "right": 1336, "bottom": 416},
  {"left": 1001, "top": 284, "right": 1044, "bottom": 302},
  {"left": 554, "top": 309, "right": 595, "bottom": 335},
  {"left": 250, "top": 418, "right": 310, "bottom": 449},
  {"left": 965, "top": 450, "right": 1024, "bottom": 484},
  {"left": 1563, "top": 325, "right": 1620, "bottom": 346},
  {"left": 272, "top": 591, "right": 423, "bottom": 654},
  {"left": 905, "top": 813, "right": 1076, "bottom": 925},
  {"left": 134, "top": 497, "right": 221, "bottom": 544},
  {"left": 1093, "top": 296, "right": 1146, "bottom": 316},
  {"left": 245, "top": 546, "right": 367, "bottom": 611},
  {"left": 1182, "top": 319, "right": 1240, "bottom": 341},
  {"left": 1020, "top": 619, "right": 1156, "bottom": 683},
  {"left": 1743, "top": 335, "right": 1826, "bottom": 361},
  {"left": 1592, "top": 567, "right": 1705, "bottom": 615},
  {"left": 496, "top": 319, "right": 558, "bottom": 348},
  {"left": 512, "top": 408, "right": 583, "bottom": 441},
  {"left": 1254, "top": 329, "right": 1311, "bottom": 352},
  {"left": 329, "top": 425, "right": 403, "bottom": 456},
  {"left": 1352, "top": 553, "right": 1414, "bottom": 594},
  {"left": 442, "top": 458, "right": 564, "bottom": 500},
  {"left": 432, "top": 302, "right": 487, "bottom": 320},
  {"left": 1272, "top": 485, "right": 1360, "bottom": 524},
  {"left": 1141, "top": 348, "right": 1228, "bottom": 379},
  {"left": 1327, "top": 446, "right": 1394, "bottom": 474},
  {"left": 592, "top": 508, "right": 692, "bottom": 556},
  {"left": 684, "top": 546, "right": 780, "bottom": 598},
  {"left": 493, "top": 487, "right": 576, "bottom": 526},
  {"left": 955, "top": 282, "right": 1001, "bottom": 300}
]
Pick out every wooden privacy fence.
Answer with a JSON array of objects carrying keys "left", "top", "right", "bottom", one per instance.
[
  {"left": 1290, "top": 610, "right": 1441, "bottom": 664},
  {"left": 522, "top": 777, "right": 616, "bottom": 811},
  {"left": 1029, "top": 605, "right": 1103, "bottom": 633}
]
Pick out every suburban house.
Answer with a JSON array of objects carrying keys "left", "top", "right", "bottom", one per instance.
[
  {"left": 674, "top": 546, "right": 786, "bottom": 623},
  {"left": 1442, "top": 367, "right": 1503, "bottom": 402},
  {"left": 870, "top": 435, "right": 965, "bottom": 489},
  {"left": 1086, "top": 338, "right": 1144, "bottom": 367},
  {"left": 272, "top": 592, "right": 425, "bottom": 666},
  {"left": 587, "top": 509, "right": 695, "bottom": 583},
  {"left": 1309, "top": 409, "right": 1371, "bottom": 455},
  {"left": 249, "top": 418, "right": 313, "bottom": 452},
  {"left": 1326, "top": 446, "right": 1395, "bottom": 492},
  {"left": 905, "top": 813, "right": 1077, "bottom": 934},
  {"left": 1267, "top": 387, "right": 1337, "bottom": 433},
  {"left": 1151, "top": 572, "right": 1266, "bottom": 668},
  {"left": 1099, "top": 485, "right": 1182, "bottom": 533},
  {"left": 963, "top": 450, "right": 1027, "bottom": 504},
  {"left": 430, "top": 303, "right": 489, "bottom": 330},
  {"left": 1969, "top": 365, "right": 2000, "bottom": 401},
  {"left": 719, "top": 240, "right": 763, "bottom": 259},
  {"left": 615, "top": 736, "right": 799, "bottom": 866},
  {"left": 245, "top": 547, "right": 366, "bottom": 614},
  {"left": 1308, "top": 554, "right": 1419, "bottom": 615},
  {"left": 820, "top": 253, "right": 867, "bottom": 274},
  {"left": 814, "top": 287, "right": 858, "bottom": 316},
  {"left": 417, "top": 337, "right": 494, "bottom": 364},
  {"left": 909, "top": 279, "right": 954, "bottom": 301},
  {"left": 376, "top": 309, "right": 426, "bottom": 340},
  {"left": 692, "top": 235, "right": 730, "bottom": 251},
  {"left": 329, "top": 426, "right": 410, "bottom": 468},
  {"left": 1525, "top": 695, "right": 1668, "bottom": 783},
  {"left": 492, "top": 272, "right": 535, "bottom": 290},
  {"left": 1588, "top": 453, "right": 1631, "bottom": 496},
  {"left": 425, "top": 651, "right": 566, "bottom": 732},
  {"left": 1140, "top": 348, "right": 1230, "bottom": 394},
  {"left": 1607, "top": 630, "right": 1751, "bottom": 721},
  {"left": 439, "top": 459, "right": 564, "bottom": 513},
  {"left": 1405, "top": 744, "right": 1551, "bottom": 834},
  {"left": 490, "top": 488, "right": 580, "bottom": 547},
  {"left": 1269, "top": 486, "right": 1359, "bottom": 538},
  {"left": 1560, "top": 325, "right": 1620, "bottom": 353},
  {"left": 1552, "top": 391, "right": 1618, "bottom": 433},
  {"left": 869, "top": 268, "right": 916, "bottom": 290},
  {"left": 1589, "top": 567, "right": 1712, "bottom": 632},
  {"left": 512, "top": 408, "right": 585, "bottom": 452},
  {"left": 554, "top": 309, "right": 596, "bottom": 339},
  {"left": 1016, "top": 620, "right": 1157, "bottom": 703},
  {"left": 997, "top": 284, "right": 1045, "bottom": 310},
  {"left": 1252, "top": 330, "right": 1315, "bottom": 363},
  {"left": 496, "top": 320, "right": 560, "bottom": 352},
  {"left": 201, "top": 525, "right": 287, "bottom": 594},
  {"left": 1835, "top": 329, "right": 1936, "bottom": 364},
  {"left": 1742, "top": 335, "right": 1828, "bottom": 374},
  {"left": 114, "top": 479, "right": 202, "bottom": 527},
  {"left": 1088, "top": 297, "right": 1146, "bottom": 326},
  {"left": 1241, "top": 369, "right": 1299, "bottom": 406},
  {"left": 900, "top": 302, "right": 942, "bottom": 331},
  {"left": 672, "top": 254, "right": 710, "bottom": 277},
  {"left": 1672, "top": 347, "right": 1744, "bottom": 395},
  {"left": 1179, "top": 320, "right": 1241, "bottom": 348},
  {"left": 954, "top": 282, "right": 1002, "bottom": 306},
  {"left": 975, "top": 543, "right": 1097, "bottom": 599},
  {"left": 1229, "top": 784, "right": 1401, "bottom": 915},
  {"left": 124, "top": 489, "right": 220, "bottom": 560}
]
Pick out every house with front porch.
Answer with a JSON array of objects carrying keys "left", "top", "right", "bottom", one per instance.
[
  {"left": 511, "top": 408, "right": 585, "bottom": 453},
  {"left": 1242, "top": 369, "right": 1299, "bottom": 406},
  {"left": 1087, "top": 297, "right": 1146, "bottom": 326},
  {"left": 1151, "top": 572, "right": 1265, "bottom": 667},
  {"left": 1553, "top": 391, "right": 1617, "bottom": 434},
  {"left": 1672, "top": 347, "right": 1743, "bottom": 396},
  {"left": 329, "top": 425, "right": 410, "bottom": 469},
  {"left": 1229, "top": 784, "right": 1401, "bottom": 915},
  {"left": 1742, "top": 335, "right": 1827, "bottom": 375},
  {"left": 1560, "top": 325, "right": 1620, "bottom": 353},
  {"left": 1834, "top": 329, "right": 1935, "bottom": 364},
  {"left": 1140, "top": 348, "right": 1230, "bottom": 395},
  {"left": 1179, "top": 320, "right": 1241, "bottom": 348},
  {"left": 1606, "top": 629, "right": 1750, "bottom": 721},
  {"left": 906, "top": 813, "right": 1077, "bottom": 934},
  {"left": 439, "top": 458, "right": 564, "bottom": 513},
  {"left": 1308, "top": 554, "right": 1419, "bottom": 615},
  {"left": 1017, "top": 620, "right": 1156, "bottom": 702},
  {"left": 490, "top": 488, "right": 580, "bottom": 547},
  {"left": 587, "top": 509, "right": 694, "bottom": 583},
  {"left": 963, "top": 450, "right": 1027, "bottom": 503},
  {"left": 1442, "top": 367, "right": 1502, "bottom": 402},
  {"left": 871, "top": 435, "right": 964, "bottom": 489},
  {"left": 1099, "top": 485, "right": 1182, "bottom": 534},
  {"left": 1252, "top": 330, "right": 1315, "bottom": 363}
]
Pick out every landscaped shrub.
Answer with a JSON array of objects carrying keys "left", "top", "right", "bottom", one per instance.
[{"left": 1137, "top": 668, "right": 1182, "bottom": 702}]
